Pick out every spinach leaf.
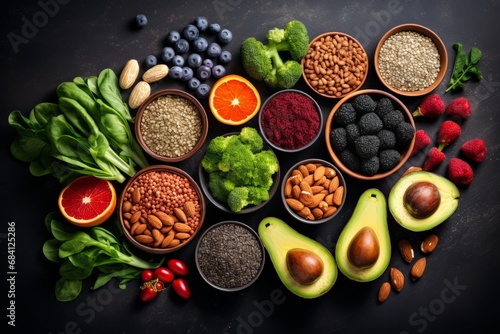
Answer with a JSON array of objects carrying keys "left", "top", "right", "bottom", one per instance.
[
  {"left": 55, "top": 278, "right": 82, "bottom": 302},
  {"left": 446, "top": 43, "right": 483, "bottom": 92}
]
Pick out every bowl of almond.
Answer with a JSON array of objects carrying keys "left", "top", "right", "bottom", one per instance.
[
  {"left": 118, "top": 165, "right": 206, "bottom": 254},
  {"left": 281, "top": 159, "right": 347, "bottom": 224}
]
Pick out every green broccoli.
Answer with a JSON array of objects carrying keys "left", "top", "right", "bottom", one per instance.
[
  {"left": 227, "top": 186, "right": 270, "bottom": 212},
  {"left": 201, "top": 134, "right": 238, "bottom": 172},
  {"left": 239, "top": 127, "right": 263, "bottom": 153},
  {"left": 240, "top": 19, "right": 309, "bottom": 90},
  {"left": 208, "top": 171, "right": 235, "bottom": 202}
]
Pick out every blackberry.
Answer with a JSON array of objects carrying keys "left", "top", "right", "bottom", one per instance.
[
  {"left": 360, "top": 156, "right": 380, "bottom": 176},
  {"left": 354, "top": 135, "right": 380, "bottom": 159},
  {"left": 330, "top": 127, "right": 347, "bottom": 152},
  {"left": 377, "top": 129, "right": 396, "bottom": 149},
  {"left": 339, "top": 149, "right": 360, "bottom": 172},
  {"left": 353, "top": 94, "right": 377, "bottom": 114},
  {"left": 358, "top": 112, "right": 383, "bottom": 135},
  {"left": 379, "top": 149, "right": 401, "bottom": 171},
  {"left": 334, "top": 103, "right": 357, "bottom": 126},
  {"left": 382, "top": 109, "right": 405, "bottom": 130}
]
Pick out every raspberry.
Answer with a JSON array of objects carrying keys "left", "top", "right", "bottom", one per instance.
[
  {"left": 437, "top": 120, "right": 461, "bottom": 151},
  {"left": 461, "top": 138, "right": 487, "bottom": 163},
  {"left": 423, "top": 147, "right": 446, "bottom": 171},
  {"left": 411, "top": 129, "right": 431, "bottom": 156},
  {"left": 412, "top": 94, "right": 445, "bottom": 118},
  {"left": 447, "top": 158, "right": 473, "bottom": 185},
  {"left": 446, "top": 97, "right": 471, "bottom": 119}
]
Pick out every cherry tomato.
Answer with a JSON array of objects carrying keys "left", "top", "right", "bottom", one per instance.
[
  {"left": 167, "top": 259, "right": 189, "bottom": 276},
  {"left": 141, "top": 269, "right": 154, "bottom": 282},
  {"left": 172, "top": 278, "right": 190, "bottom": 299},
  {"left": 139, "top": 286, "right": 157, "bottom": 302},
  {"left": 154, "top": 267, "right": 174, "bottom": 283}
]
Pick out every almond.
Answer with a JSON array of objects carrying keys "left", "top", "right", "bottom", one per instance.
[
  {"left": 284, "top": 179, "right": 293, "bottom": 197},
  {"left": 332, "top": 185, "right": 344, "bottom": 206},
  {"left": 142, "top": 64, "right": 169, "bottom": 83},
  {"left": 305, "top": 163, "right": 317, "bottom": 172},
  {"left": 390, "top": 267, "right": 404, "bottom": 292},
  {"left": 119, "top": 59, "right": 139, "bottom": 90},
  {"left": 299, "top": 191, "right": 315, "bottom": 206},
  {"left": 286, "top": 198, "right": 304, "bottom": 211},
  {"left": 299, "top": 180, "right": 313, "bottom": 194},
  {"left": 128, "top": 80, "right": 151, "bottom": 109},
  {"left": 146, "top": 215, "right": 163, "bottom": 230},
  {"left": 175, "top": 232, "right": 191, "bottom": 240},
  {"left": 378, "top": 282, "right": 391, "bottom": 303},
  {"left": 168, "top": 239, "right": 181, "bottom": 248},
  {"left": 122, "top": 201, "right": 133, "bottom": 212},
  {"left": 410, "top": 257, "right": 427, "bottom": 280},
  {"left": 152, "top": 229, "right": 164, "bottom": 247},
  {"left": 298, "top": 164, "right": 309, "bottom": 178},
  {"left": 173, "top": 222, "right": 191, "bottom": 233},
  {"left": 161, "top": 232, "right": 175, "bottom": 248},
  {"left": 328, "top": 176, "right": 339, "bottom": 193},
  {"left": 135, "top": 234, "right": 154, "bottom": 245},
  {"left": 311, "top": 207, "right": 324, "bottom": 219},
  {"left": 398, "top": 239, "right": 414, "bottom": 263},
  {"left": 132, "top": 188, "right": 141, "bottom": 204},
  {"left": 322, "top": 206, "right": 337, "bottom": 218},
  {"left": 292, "top": 185, "right": 301, "bottom": 199},
  {"left": 183, "top": 201, "right": 196, "bottom": 218},
  {"left": 154, "top": 211, "right": 175, "bottom": 226},
  {"left": 173, "top": 207, "right": 188, "bottom": 223},
  {"left": 130, "top": 211, "right": 142, "bottom": 224},
  {"left": 324, "top": 167, "right": 336, "bottom": 178},
  {"left": 421, "top": 234, "right": 439, "bottom": 254},
  {"left": 313, "top": 165, "right": 325, "bottom": 181}
]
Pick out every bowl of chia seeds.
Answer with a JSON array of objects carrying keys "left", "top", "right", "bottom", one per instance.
[
  {"left": 195, "top": 221, "right": 265, "bottom": 291},
  {"left": 374, "top": 23, "right": 448, "bottom": 96},
  {"left": 135, "top": 89, "right": 209, "bottom": 162}
]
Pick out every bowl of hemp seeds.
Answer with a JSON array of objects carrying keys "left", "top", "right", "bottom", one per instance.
[
  {"left": 135, "top": 89, "right": 209, "bottom": 162},
  {"left": 374, "top": 23, "right": 448, "bottom": 96}
]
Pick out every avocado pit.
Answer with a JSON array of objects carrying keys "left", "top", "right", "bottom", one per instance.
[
  {"left": 347, "top": 226, "right": 380, "bottom": 268},
  {"left": 403, "top": 181, "right": 441, "bottom": 219},
  {"left": 286, "top": 248, "right": 324, "bottom": 285}
]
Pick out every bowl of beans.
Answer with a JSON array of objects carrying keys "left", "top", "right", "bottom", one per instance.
[
  {"left": 302, "top": 32, "right": 368, "bottom": 99},
  {"left": 374, "top": 23, "right": 448, "bottom": 96},
  {"left": 282, "top": 159, "right": 346, "bottom": 224},
  {"left": 325, "top": 89, "right": 415, "bottom": 181},
  {"left": 195, "top": 221, "right": 265, "bottom": 291},
  {"left": 135, "top": 89, "right": 209, "bottom": 162},
  {"left": 118, "top": 165, "right": 205, "bottom": 254},
  {"left": 258, "top": 89, "right": 323, "bottom": 152}
]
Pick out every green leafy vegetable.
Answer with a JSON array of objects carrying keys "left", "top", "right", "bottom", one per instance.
[
  {"left": 446, "top": 43, "right": 483, "bottom": 93},
  {"left": 8, "top": 68, "right": 149, "bottom": 184},
  {"left": 42, "top": 212, "right": 163, "bottom": 302}
]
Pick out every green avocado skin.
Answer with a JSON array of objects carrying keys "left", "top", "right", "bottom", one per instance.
[
  {"left": 388, "top": 171, "right": 460, "bottom": 232},
  {"left": 335, "top": 188, "right": 391, "bottom": 282}
]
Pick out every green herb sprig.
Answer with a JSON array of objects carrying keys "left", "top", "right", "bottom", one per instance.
[{"left": 446, "top": 43, "right": 483, "bottom": 93}]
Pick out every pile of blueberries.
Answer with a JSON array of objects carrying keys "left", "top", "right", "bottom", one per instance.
[{"left": 135, "top": 15, "right": 233, "bottom": 99}]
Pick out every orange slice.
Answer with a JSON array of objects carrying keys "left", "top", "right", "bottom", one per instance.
[
  {"left": 58, "top": 175, "right": 117, "bottom": 227},
  {"left": 209, "top": 74, "right": 261, "bottom": 125}
]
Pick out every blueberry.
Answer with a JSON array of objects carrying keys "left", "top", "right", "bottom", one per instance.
[
  {"left": 174, "top": 39, "right": 189, "bottom": 54},
  {"left": 196, "top": 83, "right": 211, "bottom": 99},
  {"left": 172, "top": 55, "right": 185, "bottom": 67},
  {"left": 145, "top": 55, "right": 157, "bottom": 68},
  {"left": 218, "top": 28, "right": 233, "bottom": 44},
  {"left": 192, "top": 37, "right": 208, "bottom": 53},
  {"left": 166, "top": 30, "right": 180, "bottom": 45},
  {"left": 181, "top": 67, "right": 194, "bottom": 81},
  {"left": 211, "top": 65, "right": 226, "bottom": 79},
  {"left": 219, "top": 50, "right": 232, "bottom": 64},
  {"left": 206, "top": 43, "right": 222, "bottom": 58},
  {"left": 187, "top": 53, "right": 203, "bottom": 68},
  {"left": 196, "top": 65, "right": 212, "bottom": 81},
  {"left": 135, "top": 14, "right": 148, "bottom": 28},
  {"left": 202, "top": 58, "right": 214, "bottom": 69},
  {"left": 187, "top": 77, "right": 201, "bottom": 90},
  {"left": 207, "top": 23, "right": 221, "bottom": 34},
  {"left": 182, "top": 24, "right": 199, "bottom": 41},
  {"left": 169, "top": 66, "right": 183, "bottom": 79},
  {"left": 161, "top": 46, "right": 175, "bottom": 62},
  {"left": 194, "top": 16, "right": 209, "bottom": 31}
]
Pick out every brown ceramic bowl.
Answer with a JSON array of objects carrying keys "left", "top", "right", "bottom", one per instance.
[
  {"left": 118, "top": 165, "right": 206, "bottom": 254},
  {"left": 374, "top": 23, "right": 448, "bottom": 96},
  {"left": 325, "top": 89, "right": 415, "bottom": 181},
  {"left": 135, "top": 89, "right": 209, "bottom": 162},
  {"left": 301, "top": 32, "right": 368, "bottom": 99}
]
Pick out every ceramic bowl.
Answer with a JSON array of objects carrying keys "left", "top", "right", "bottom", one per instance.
[
  {"left": 195, "top": 221, "right": 265, "bottom": 292},
  {"left": 281, "top": 159, "right": 346, "bottom": 224},
  {"left": 198, "top": 132, "right": 280, "bottom": 214},
  {"left": 325, "top": 89, "right": 415, "bottom": 181},
  {"left": 301, "top": 32, "right": 368, "bottom": 99},
  {"left": 258, "top": 89, "right": 323, "bottom": 152},
  {"left": 374, "top": 23, "right": 448, "bottom": 96},
  {"left": 135, "top": 89, "right": 209, "bottom": 162},
  {"left": 118, "top": 165, "right": 205, "bottom": 254}
]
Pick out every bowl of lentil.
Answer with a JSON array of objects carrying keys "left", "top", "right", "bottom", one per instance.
[
  {"left": 135, "top": 89, "right": 209, "bottom": 162},
  {"left": 195, "top": 221, "right": 265, "bottom": 291},
  {"left": 374, "top": 23, "right": 448, "bottom": 96},
  {"left": 302, "top": 32, "right": 368, "bottom": 99},
  {"left": 259, "top": 89, "right": 323, "bottom": 152},
  {"left": 325, "top": 89, "right": 415, "bottom": 181},
  {"left": 118, "top": 165, "right": 205, "bottom": 254},
  {"left": 282, "top": 159, "right": 346, "bottom": 224}
]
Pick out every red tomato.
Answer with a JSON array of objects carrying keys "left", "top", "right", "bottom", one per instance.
[
  {"left": 172, "top": 278, "right": 190, "bottom": 299},
  {"left": 154, "top": 267, "right": 174, "bottom": 283},
  {"left": 141, "top": 269, "right": 154, "bottom": 282},
  {"left": 139, "top": 286, "right": 157, "bottom": 302},
  {"left": 167, "top": 259, "right": 189, "bottom": 276}
]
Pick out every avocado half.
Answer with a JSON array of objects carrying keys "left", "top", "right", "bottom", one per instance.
[
  {"left": 258, "top": 217, "right": 337, "bottom": 298},
  {"left": 389, "top": 171, "right": 460, "bottom": 232},
  {"left": 335, "top": 188, "right": 391, "bottom": 282}
]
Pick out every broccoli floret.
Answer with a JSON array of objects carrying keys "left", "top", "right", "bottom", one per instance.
[
  {"left": 239, "top": 126, "right": 263, "bottom": 153},
  {"left": 379, "top": 149, "right": 401, "bottom": 171},
  {"left": 395, "top": 121, "right": 415, "bottom": 148},
  {"left": 218, "top": 138, "right": 255, "bottom": 174},
  {"left": 360, "top": 156, "right": 380, "bottom": 176},
  {"left": 375, "top": 97, "right": 394, "bottom": 118},
  {"left": 202, "top": 134, "right": 239, "bottom": 172},
  {"left": 240, "top": 20, "right": 309, "bottom": 90},
  {"left": 208, "top": 171, "right": 235, "bottom": 202},
  {"left": 354, "top": 135, "right": 380, "bottom": 159},
  {"left": 334, "top": 103, "right": 357, "bottom": 126},
  {"left": 339, "top": 148, "right": 360, "bottom": 172},
  {"left": 227, "top": 187, "right": 250, "bottom": 212},
  {"left": 377, "top": 129, "right": 397, "bottom": 150},
  {"left": 345, "top": 123, "right": 360, "bottom": 147},
  {"left": 330, "top": 127, "right": 347, "bottom": 152},
  {"left": 353, "top": 94, "right": 377, "bottom": 114},
  {"left": 358, "top": 112, "right": 383, "bottom": 135},
  {"left": 247, "top": 186, "right": 270, "bottom": 205},
  {"left": 382, "top": 109, "right": 404, "bottom": 130},
  {"left": 250, "top": 150, "right": 278, "bottom": 188}
]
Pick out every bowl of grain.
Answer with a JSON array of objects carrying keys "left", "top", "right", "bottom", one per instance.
[
  {"left": 374, "top": 23, "right": 448, "bottom": 96},
  {"left": 195, "top": 221, "right": 265, "bottom": 292},
  {"left": 301, "top": 32, "right": 368, "bottom": 99},
  {"left": 118, "top": 165, "right": 205, "bottom": 254},
  {"left": 135, "top": 89, "right": 209, "bottom": 162}
]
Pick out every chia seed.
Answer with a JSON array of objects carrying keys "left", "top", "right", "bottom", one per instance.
[{"left": 196, "top": 222, "right": 263, "bottom": 290}]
